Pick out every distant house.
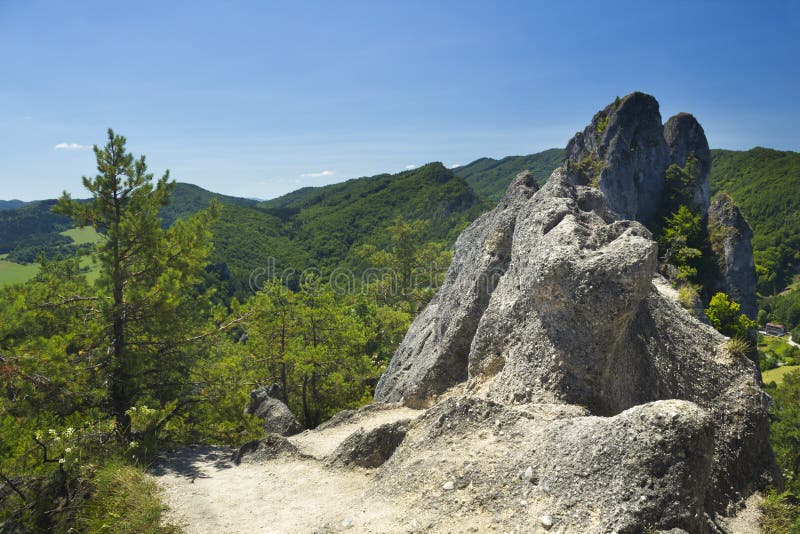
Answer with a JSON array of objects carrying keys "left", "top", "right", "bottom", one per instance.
[{"left": 765, "top": 322, "right": 786, "bottom": 336}]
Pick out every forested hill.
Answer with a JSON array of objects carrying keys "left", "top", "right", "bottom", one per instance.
[
  {"left": 0, "top": 200, "right": 25, "bottom": 210},
  {"left": 453, "top": 148, "right": 563, "bottom": 201},
  {"left": 160, "top": 182, "right": 259, "bottom": 227},
  {"left": 2, "top": 148, "right": 798, "bottom": 295},
  {"left": 212, "top": 162, "right": 487, "bottom": 296}
]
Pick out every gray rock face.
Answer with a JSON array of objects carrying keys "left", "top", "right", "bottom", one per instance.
[
  {"left": 374, "top": 164, "right": 775, "bottom": 525},
  {"left": 245, "top": 385, "right": 303, "bottom": 436},
  {"left": 708, "top": 194, "right": 758, "bottom": 320},
  {"left": 564, "top": 92, "right": 711, "bottom": 224},
  {"left": 326, "top": 420, "right": 410, "bottom": 468},
  {"left": 374, "top": 171, "right": 539, "bottom": 406}
]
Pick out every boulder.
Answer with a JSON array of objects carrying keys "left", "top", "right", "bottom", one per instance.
[
  {"left": 326, "top": 420, "right": 411, "bottom": 468},
  {"left": 245, "top": 384, "right": 303, "bottom": 436}
]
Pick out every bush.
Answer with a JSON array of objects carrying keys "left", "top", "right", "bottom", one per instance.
[{"left": 77, "top": 461, "right": 180, "bottom": 533}]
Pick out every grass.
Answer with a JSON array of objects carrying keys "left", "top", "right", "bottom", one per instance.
[
  {"left": 0, "top": 227, "right": 102, "bottom": 287},
  {"left": 762, "top": 365, "right": 800, "bottom": 386},
  {"left": 60, "top": 226, "right": 102, "bottom": 245},
  {"left": 759, "top": 334, "right": 798, "bottom": 361},
  {"left": 0, "top": 253, "right": 39, "bottom": 286},
  {"left": 77, "top": 461, "right": 182, "bottom": 533},
  {"left": 760, "top": 489, "right": 800, "bottom": 533}
]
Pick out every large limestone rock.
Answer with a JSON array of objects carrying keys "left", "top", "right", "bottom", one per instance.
[
  {"left": 374, "top": 160, "right": 775, "bottom": 527},
  {"left": 564, "top": 92, "right": 711, "bottom": 224},
  {"left": 708, "top": 193, "right": 758, "bottom": 320}
]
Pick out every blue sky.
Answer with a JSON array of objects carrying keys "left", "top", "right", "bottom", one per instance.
[{"left": 0, "top": 1, "right": 797, "bottom": 201}]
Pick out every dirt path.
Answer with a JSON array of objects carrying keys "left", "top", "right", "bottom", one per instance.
[{"left": 152, "top": 406, "right": 422, "bottom": 533}]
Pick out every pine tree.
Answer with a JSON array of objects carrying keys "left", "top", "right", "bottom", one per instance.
[{"left": 55, "top": 129, "right": 217, "bottom": 434}]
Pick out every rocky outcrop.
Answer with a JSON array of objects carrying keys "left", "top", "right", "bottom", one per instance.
[
  {"left": 664, "top": 112, "right": 712, "bottom": 215},
  {"left": 564, "top": 92, "right": 711, "bottom": 224},
  {"left": 708, "top": 194, "right": 758, "bottom": 320},
  {"left": 374, "top": 171, "right": 539, "bottom": 406},
  {"left": 326, "top": 420, "right": 410, "bottom": 468},
  {"left": 374, "top": 155, "right": 775, "bottom": 526},
  {"left": 244, "top": 384, "right": 303, "bottom": 436}
]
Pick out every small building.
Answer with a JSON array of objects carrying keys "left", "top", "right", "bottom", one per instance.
[{"left": 765, "top": 322, "right": 786, "bottom": 336}]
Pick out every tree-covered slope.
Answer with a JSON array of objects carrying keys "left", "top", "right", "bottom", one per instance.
[
  {"left": 161, "top": 182, "right": 260, "bottom": 227},
  {"left": 0, "top": 200, "right": 72, "bottom": 254},
  {"left": 0, "top": 200, "right": 26, "bottom": 210},
  {"left": 709, "top": 147, "right": 800, "bottom": 292},
  {"left": 213, "top": 163, "right": 488, "bottom": 296},
  {"left": 454, "top": 148, "right": 564, "bottom": 201}
]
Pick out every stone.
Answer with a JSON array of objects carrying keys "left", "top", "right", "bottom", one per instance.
[
  {"left": 539, "top": 515, "right": 554, "bottom": 529},
  {"left": 325, "top": 420, "right": 410, "bottom": 468},
  {"left": 244, "top": 384, "right": 303, "bottom": 436},
  {"left": 443, "top": 480, "right": 455, "bottom": 491},
  {"left": 232, "top": 434, "right": 308, "bottom": 464}
]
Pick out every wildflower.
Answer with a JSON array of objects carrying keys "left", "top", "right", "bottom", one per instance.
[
  {"left": 64, "top": 447, "right": 72, "bottom": 454},
  {"left": 58, "top": 458, "right": 65, "bottom": 464},
  {"left": 64, "top": 427, "right": 75, "bottom": 438},
  {"left": 34, "top": 430, "right": 43, "bottom": 441},
  {"left": 129, "top": 441, "right": 139, "bottom": 449},
  {"left": 48, "top": 428, "right": 57, "bottom": 436}
]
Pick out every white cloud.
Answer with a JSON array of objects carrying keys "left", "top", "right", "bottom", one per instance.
[
  {"left": 448, "top": 163, "right": 461, "bottom": 169},
  {"left": 404, "top": 164, "right": 417, "bottom": 170},
  {"left": 300, "top": 170, "right": 335, "bottom": 178},
  {"left": 54, "top": 142, "right": 90, "bottom": 150}
]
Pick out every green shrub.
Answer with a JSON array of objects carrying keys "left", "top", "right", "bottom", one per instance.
[{"left": 596, "top": 114, "right": 609, "bottom": 133}]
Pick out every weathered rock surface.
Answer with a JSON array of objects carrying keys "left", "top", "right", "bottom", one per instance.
[
  {"left": 374, "top": 170, "right": 539, "bottom": 406},
  {"left": 374, "top": 135, "right": 775, "bottom": 528},
  {"left": 564, "top": 92, "right": 711, "bottom": 224},
  {"left": 232, "top": 434, "right": 308, "bottom": 464},
  {"left": 708, "top": 193, "right": 758, "bottom": 320},
  {"left": 325, "top": 420, "right": 410, "bottom": 468},
  {"left": 244, "top": 384, "right": 303, "bottom": 436},
  {"left": 377, "top": 397, "right": 718, "bottom": 532}
]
